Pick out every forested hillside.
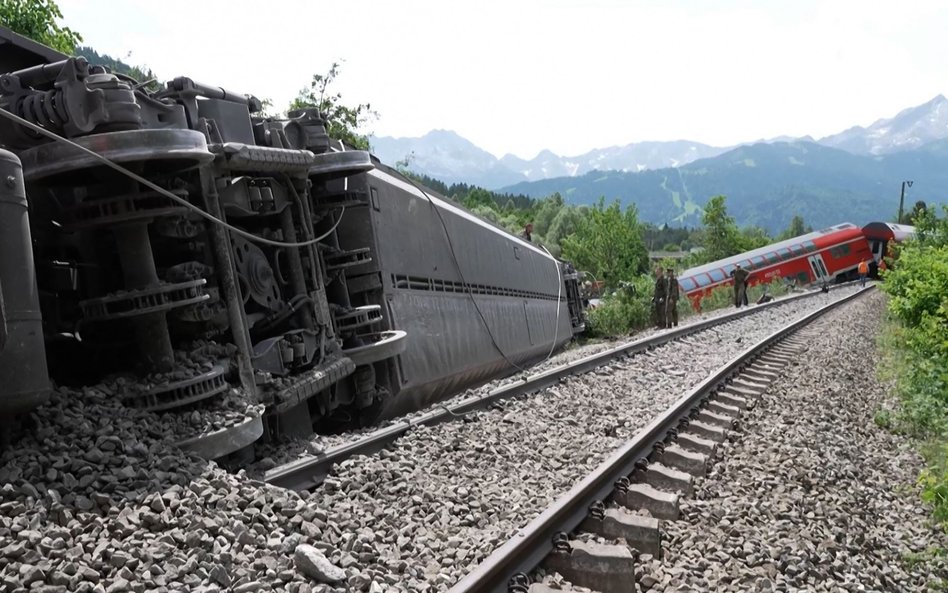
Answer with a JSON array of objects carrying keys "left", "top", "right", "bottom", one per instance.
[{"left": 500, "top": 141, "right": 948, "bottom": 233}]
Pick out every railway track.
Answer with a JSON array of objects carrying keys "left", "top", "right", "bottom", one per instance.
[
  {"left": 264, "top": 284, "right": 861, "bottom": 491},
  {"left": 447, "top": 286, "right": 872, "bottom": 593},
  {"left": 1, "top": 284, "right": 905, "bottom": 593}
]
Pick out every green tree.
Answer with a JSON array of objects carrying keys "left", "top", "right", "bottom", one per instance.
[
  {"left": 532, "top": 193, "right": 565, "bottom": 238},
  {"left": 561, "top": 198, "right": 648, "bottom": 287},
  {"left": 699, "top": 195, "right": 741, "bottom": 262},
  {"left": 0, "top": 0, "right": 81, "bottom": 53},
  {"left": 544, "top": 206, "right": 582, "bottom": 250},
  {"left": 461, "top": 187, "right": 495, "bottom": 210},
  {"left": 908, "top": 200, "right": 929, "bottom": 226},
  {"left": 777, "top": 215, "right": 810, "bottom": 241},
  {"left": 738, "top": 226, "right": 772, "bottom": 251},
  {"left": 290, "top": 61, "right": 377, "bottom": 151}
]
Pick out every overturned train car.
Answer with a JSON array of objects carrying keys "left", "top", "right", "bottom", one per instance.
[{"left": 0, "top": 27, "right": 585, "bottom": 454}]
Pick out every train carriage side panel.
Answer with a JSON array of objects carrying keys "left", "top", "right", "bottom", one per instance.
[{"left": 338, "top": 167, "right": 573, "bottom": 419}]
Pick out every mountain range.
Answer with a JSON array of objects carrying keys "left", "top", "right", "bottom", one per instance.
[
  {"left": 371, "top": 95, "right": 948, "bottom": 190},
  {"left": 370, "top": 131, "right": 730, "bottom": 189},
  {"left": 369, "top": 95, "right": 948, "bottom": 232},
  {"left": 501, "top": 140, "right": 948, "bottom": 233}
]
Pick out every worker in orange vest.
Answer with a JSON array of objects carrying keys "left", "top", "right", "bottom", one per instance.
[{"left": 858, "top": 259, "right": 870, "bottom": 287}]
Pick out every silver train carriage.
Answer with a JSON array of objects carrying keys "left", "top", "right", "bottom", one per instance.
[{"left": 0, "top": 26, "right": 585, "bottom": 449}]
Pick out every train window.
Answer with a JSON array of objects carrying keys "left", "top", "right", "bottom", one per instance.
[
  {"left": 694, "top": 274, "right": 712, "bottom": 287},
  {"left": 777, "top": 248, "right": 792, "bottom": 260},
  {"left": 802, "top": 241, "right": 817, "bottom": 253},
  {"left": 708, "top": 269, "right": 725, "bottom": 282},
  {"left": 738, "top": 259, "right": 751, "bottom": 269},
  {"left": 750, "top": 256, "right": 765, "bottom": 268},
  {"left": 679, "top": 277, "right": 697, "bottom": 291},
  {"left": 721, "top": 264, "right": 735, "bottom": 277},
  {"left": 790, "top": 244, "right": 804, "bottom": 256},
  {"left": 764, "top": 252, "right": 779, "bottom": 264},
  {"left": 828, "top": 244, "right": 851, "bottom": 259}
]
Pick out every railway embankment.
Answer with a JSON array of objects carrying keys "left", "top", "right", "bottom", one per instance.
[
  {"left": 3, "top": 286, "right": 944, "bottom": 593},
  {"left": 877, "top": 209, "right": 948, "bottom": 532},
  {"left": 628, "top": 291, "right": 948, "bottom": 592}
]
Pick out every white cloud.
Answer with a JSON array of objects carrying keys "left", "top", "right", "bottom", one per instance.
[{"left": 57, "top": 0, "right": 948, "bottom": 158}]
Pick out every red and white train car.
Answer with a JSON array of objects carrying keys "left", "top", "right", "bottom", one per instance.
[
  {"left": 862, "top": 222, "right": 916, "bottom": 262},
  {"left": 678, "top": 222, "right": 914, "bottom": 309}
]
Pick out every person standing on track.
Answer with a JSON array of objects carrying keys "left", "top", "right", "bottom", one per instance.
[
  {"left": 730, "top": 263, "right": 750, "bottom": 308},
  {"left": 664, "top": 268, "right": 679, "bottom": 328},
  {"left": 652, "top": 267, "right": 666, "bottom": 328},
  {"left": 858, "top": 258, "right": 869, "bottom": 287}
]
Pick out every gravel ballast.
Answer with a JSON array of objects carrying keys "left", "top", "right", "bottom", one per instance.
[
  {"left": 256, "top": 286, "right": 838, "bottom": 464},
  {"left": 636, "top": 290, "right": 948, "bottom": 592},
  {"left": 295, "top": 287, "right": 865, "bottom": 591},
  {"left": 0, "top": 285, "right": 877, "bottom": 593}
]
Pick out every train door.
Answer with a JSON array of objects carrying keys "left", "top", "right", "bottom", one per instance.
[
  {"left": 807, "top": 254, "right": 830, "bottom": 283},
  {"left": 869, "top": 239, "right": 886, "bottom": 262}
]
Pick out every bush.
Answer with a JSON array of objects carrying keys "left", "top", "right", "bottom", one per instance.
[
  {"left": 586, "top": 275, "right": 653, "bottom": 337},
  {"left": 878, "top": 206, "right": 948, "bottom": 528},
  {"left": 586, "top": 276, "right": 791, "bottom": 338},
  {"left": 921, "top": 454, "right": 948, "bottom": 526}
]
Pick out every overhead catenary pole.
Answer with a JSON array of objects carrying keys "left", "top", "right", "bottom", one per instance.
[{"left": 898, "top": 180, "right": 914, "bottom": 224}]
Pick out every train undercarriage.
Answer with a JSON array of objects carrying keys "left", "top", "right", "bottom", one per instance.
[{"left": 0, "top": 28, "right": 585, "bottom": 459}]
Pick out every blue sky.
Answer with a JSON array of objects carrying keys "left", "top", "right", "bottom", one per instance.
[{"left": 57, "top": 0, "right": 948, "bottom": 158}]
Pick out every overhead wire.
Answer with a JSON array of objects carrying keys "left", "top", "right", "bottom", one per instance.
[
  {"left": 0, "top": 107, "right": 345, "bottom": 248},
  {"left": 541, "top": 244, "right": 563, "bottom": 361}
]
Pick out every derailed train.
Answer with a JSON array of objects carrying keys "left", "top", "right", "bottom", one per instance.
[
  {"left": 678, "top": 221, "right": 914, "bottom": 308},
  {"left": 0, "top": 27, "right": 585, "bottom": 454}
]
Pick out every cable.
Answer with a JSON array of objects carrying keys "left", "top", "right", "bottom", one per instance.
[
  {"left": 541, "top": 245, "right": 563, "bottom": 361},
  {"left": 0, "top": 107, "right": 344, "bottom": 248},
  {"left": 394, "top": 170, "right": 567, "bottom": 373},
  {"left": 399, "top": 172, "right": 526, "bottom": 372}
]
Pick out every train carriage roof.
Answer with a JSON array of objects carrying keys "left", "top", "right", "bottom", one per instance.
[
  {"left": 862, "top": 221, "right": 916, "bottom": 242},
  {"left": 680, "top": 222, "right": 862, "bottom": 280}
]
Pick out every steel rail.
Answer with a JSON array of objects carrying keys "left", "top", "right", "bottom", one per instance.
[
  {"left": 264, "top": 282, "right": 862, "bottom": 491},
  {"left": 447, "top": 285, "right": 874, "bottom": 593}
]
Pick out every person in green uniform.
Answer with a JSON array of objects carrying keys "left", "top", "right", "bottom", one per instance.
[
  {"left": 730, "top": 263, "right": 750, "bottom": 308},
  {"left": 665, "top": 268, "right": 679, "bottom": 327},
  {"left": 652, "top": 267, "right": 666, "bottom": 328}
]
